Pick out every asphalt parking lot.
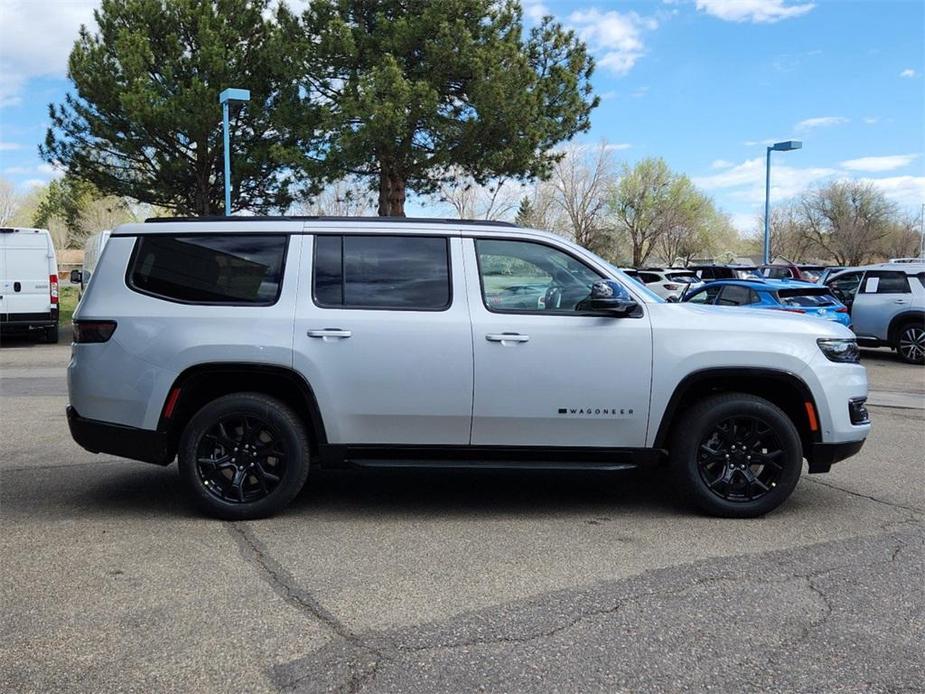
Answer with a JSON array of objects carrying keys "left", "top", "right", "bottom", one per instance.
[{"left": 1, "top": 338, "right": 923, "bottom": 693}]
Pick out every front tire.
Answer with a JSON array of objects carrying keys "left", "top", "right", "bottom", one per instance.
[
  {"left": 896, "top": 322, "right": 925, "bottom": 364},
  {"left": 670, "top": 393, "right": 803, "bottom": 518},
  {"left": 178, "top": 393, "right": 310, "bottom": 520}
]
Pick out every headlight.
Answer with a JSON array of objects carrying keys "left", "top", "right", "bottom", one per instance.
[{"left": 817, "top": 338, "right": 860, "bottom": 363}]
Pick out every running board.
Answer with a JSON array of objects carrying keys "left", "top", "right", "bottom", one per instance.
[{"left": 318, "top": 444, "right": 665, "bottom": 470}]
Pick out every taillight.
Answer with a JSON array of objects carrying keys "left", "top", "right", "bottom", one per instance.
[
  {"left": 49, "top": 274, "right": 58, "bottom": 304},
  {"left": 781, "top": 308, "right": 806, "bottom": 314},
  {"left": 73, "top": 320, "right": 117, "bottom": 343},
  {"left": 835, "top": 306, "right": 848, "bottom": 313}
]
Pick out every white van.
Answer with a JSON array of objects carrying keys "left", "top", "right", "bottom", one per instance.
[
  {"left": 1, "top": 227, "right": 60, "bottom": 343},
  {"left": 71, "top": 229, "right": 111, "bottom": 298}
]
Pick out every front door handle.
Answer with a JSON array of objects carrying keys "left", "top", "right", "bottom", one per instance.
[
  {"left": 893, "top": 299, "right": 909, "bottom": 304},
  {"left": 307, "top": 328, "right": 352, "bottom": 339},
  {"left": 486, "top": 333, "right": 530, "bottom": 344}
]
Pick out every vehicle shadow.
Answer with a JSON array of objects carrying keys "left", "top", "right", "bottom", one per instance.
[
  {"left": 31, "top": 462, "right": 683, "bottom": 521},
  {"left": 860, "top": 347, "right": 905, "bottom": 365}
]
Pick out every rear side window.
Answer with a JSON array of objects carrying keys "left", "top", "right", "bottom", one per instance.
[
  {"left": 313, "top": 235, "right": 451, "bottom": 310},
  {"left": 129, "top": 234, "right": 287, "bottom": 305},
  {"left": 686, "top": 285, "right": 722, "bottom": 304},
  {"left": 862, "top": 271, "right": 911, "bottom": 294},
  {"left": 716, "top": 285, "right": 759, "bottom": 306}
]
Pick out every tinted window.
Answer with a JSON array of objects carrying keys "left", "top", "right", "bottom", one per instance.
[
  {"left": 827, "top": 271, "right": 863, "bottom": 300},
  {"left": 312, "top": 235, "right": 450, "bottom": 310},
  {"left": 638, "top": 272, "right": 661, "bottom": 284},
  {"left": 717, "top": 285, "right": 759, "bottom": 306},
  {"left": 862, "top": 271, "right": 911, "bottom": 294},
  {"left": 129, "top": 234, "right": 286, "bottom": 304},
  {"left": 685, "top": 285, "right": 722, "bottom": 304},
  {"left": 777, "top": 288, "right": 838, "bottom": 307},
  {"left": 476, "top": 239, "right": 603, "bottom": 313}
]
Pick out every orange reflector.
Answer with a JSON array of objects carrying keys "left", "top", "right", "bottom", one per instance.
[
  {"left": 163, "top": 387, "right": 182, "bottom": 419},
  {"left": 804, "top": 401, "right": 819, "bottom": 432}
]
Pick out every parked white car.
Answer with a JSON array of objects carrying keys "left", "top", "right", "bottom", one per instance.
[
  {"left": 636, "top": 268, "right": 704, "bottom": 300},
  {"left": 68, "top": 217, "right": 869, "bottom": 520},
  {"left": 0, "top": 226, "right": 59, "bottom": 343}
]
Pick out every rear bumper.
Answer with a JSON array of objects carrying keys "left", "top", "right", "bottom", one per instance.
[
  {"left": 806, "top": 439, "right": 865, "bottom": 474},
  {"left": 0, "top": 309, "right": 58, "bottom": 332},
  {"left": 66, "top": 406, "right": 173, "bottom": 466}
]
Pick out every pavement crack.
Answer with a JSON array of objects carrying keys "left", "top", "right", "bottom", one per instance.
[
  {"left": 226, "top": 522, "right": 362, "bottom": 646},
  {"left": 803, "top": 476, "right": 924, "bottom": 515}
]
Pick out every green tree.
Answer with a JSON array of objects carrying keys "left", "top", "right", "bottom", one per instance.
[
  {"left": 281, "top": 0, "right": 598, "bottom": 216},
  {"left": 33, "top": 176, "right": 136, "bottom": 248},
  {"left": 41, "top": 0, "right": 306, "bottom": 216},
  {"left": 515, "top": 196, "right": 534, "bottom": 226},
  {"left": 607, "top": 158, "right": 713, "bottom": 267}
]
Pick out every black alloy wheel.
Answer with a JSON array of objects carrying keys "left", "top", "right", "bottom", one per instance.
[
  {"left": 697, "top": 416, "right": 784, "bottom": 502},
  {"left": 178, "top": 393, "right": 310, "bottom": 520},
  {"left": 196, "top": 415, "right": 287, "bottom": 503},
  {"left": 670, "top": 392, "right": 803, "bottom": 518}
]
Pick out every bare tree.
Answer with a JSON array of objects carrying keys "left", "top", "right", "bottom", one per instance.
[
  {"left": 293, "top": 178, "right": 376, "bottom": 216},
  {"left": 880, "top": 211, "right": 924, "bottom": 260},
  {"left": 435, "top": 175, "right": 520, "bottom": 221},
  {"left": 800, "top": 180, "right": 896, "bottom": 266},
  {"left": 540, "top": 144, "right": 614, "bottom": 255},
  {"left": 0, "top": 178, "right": 18, "bottom": 225},
  {"left": 760, "top": 202, "right": 819, "bottom": 262},
  {"left": 514, "top": 181, "right": 563, "bottom": 232}
]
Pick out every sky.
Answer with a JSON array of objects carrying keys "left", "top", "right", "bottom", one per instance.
[{"left": 0, "top": 0, "right": 923, "bottom": 233}]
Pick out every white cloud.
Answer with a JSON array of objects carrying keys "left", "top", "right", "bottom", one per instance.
[
  {"left": 899, "top": 68, "right": 917, "bottom": 78},
  {"left": 567, "top": 9, "right": 657, "bottom": 75},
  {"left": 795, "top": 116, "right": 849, "bottom": 130},
  {"left": 711, "top": 159, "right": 735, "bottom": 169},
  {"left": 729, "top": 211, "right": 758, "bottom": 234},
  {"left": 862, "top": 176, "right": 925, "bottom": 207},
  {"left": 604, "top": 143, "right": 632, "bottom": 151},
  {"left": 841, "top": 154, "right": 919, "bottom": 173},
  {"left": 0, "top": 0, "right": 98, "bottom": 107},
  {"left": 523, "top": 1, "right": 551, "bottom": 21},
  {"left": 863, "top": 116, "right": 879, "bottom": 125},
  {"left": 695, "top": 0, "right": 815, "bottom": 24},
  {"left": 693, "top": 156, "right": 837, "bottom": 204},
  {"left": 743, "top": 138, "right": 783, "bottom": 146},
  {"left": 0, "top": 141, "right": 21, "bottom": 151}
]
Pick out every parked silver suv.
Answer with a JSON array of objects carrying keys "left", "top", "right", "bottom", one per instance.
[
  {"left": 68, "top": 217, "right": 870, "bottom": 519},
  {"left": 826, "top": 263, "right": 925, "bottom": 364}
]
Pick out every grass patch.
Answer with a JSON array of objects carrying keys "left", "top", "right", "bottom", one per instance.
[{"left": 59, "top": 285, "right": 79, "bottom": 325}]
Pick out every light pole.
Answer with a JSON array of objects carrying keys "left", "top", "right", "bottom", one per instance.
[
  {"left": 763, "top": 140, "right": 802, "bottom": 264},
  {"left": 219, "top": 88, "right": 251, "bottom": 216}
]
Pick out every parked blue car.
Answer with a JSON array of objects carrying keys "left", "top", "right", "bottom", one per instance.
[{"left": 682, "top": 278, "right": 852, "bottom": 328}]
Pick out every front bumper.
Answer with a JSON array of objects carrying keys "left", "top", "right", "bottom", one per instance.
[
  {"left": 66, "top": 406, "right": 173, "bottom": 466},
  {"left": 806, "top": 439, "right": 865, "bottom": 474}
]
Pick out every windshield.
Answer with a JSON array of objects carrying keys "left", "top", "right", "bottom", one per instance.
[
  {"left": 666, "top": 272, "right": 698, "bottom": 283},
  {"left": 799, "top": 269, "right": 822, "bottom": 282},
  {"left": 734, "top": 268, "right": 761, "bottom": 279},
  {"left": 776, "top": 288, "right": 838, "bottom": 307}
]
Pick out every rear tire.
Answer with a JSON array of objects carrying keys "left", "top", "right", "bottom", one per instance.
[
  {"left": 44, "top": 325, "right": 58, "bottom": 344},
  {"left": 896, "top": 322, "right": 925, "bottom": 364},
  {"left": 670, "top": 393, "right": 803, "bottom": 518},
  {"left": 178, "top": 393, "right": 310, "bottom": 520}
]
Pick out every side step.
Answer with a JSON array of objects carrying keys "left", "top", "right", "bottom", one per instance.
[{"left": 318, "top": 444, "right": 665, "bottom": 471}]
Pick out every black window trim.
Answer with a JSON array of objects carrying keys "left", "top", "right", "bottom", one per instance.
[
  {"left": 472, "top": 236, "right": 635, "bottom": 318},
  {"left": 310, "top": 233, "right": 454, "bottom": 313},
  {"left": 125, "top": 233, "right": 290, "bottom": 307}
]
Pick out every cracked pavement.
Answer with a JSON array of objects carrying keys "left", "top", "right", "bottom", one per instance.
[{"left": 1, "top": 342, "right": 923, "bottom": 692}]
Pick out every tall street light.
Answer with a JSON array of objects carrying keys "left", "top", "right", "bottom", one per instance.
[
  {"left": 764, "top": 140, "right": 802, "bottom": 264},
  {"left": 219, "top": 88, "right": 251, "bottom": 216}
]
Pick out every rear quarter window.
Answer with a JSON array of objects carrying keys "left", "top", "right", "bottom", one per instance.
[{"left": 128, "top": 234, "right": 288, "bottom": 305}]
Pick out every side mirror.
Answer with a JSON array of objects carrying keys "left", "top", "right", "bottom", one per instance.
[
  {"left": 70, "top": 269, "right": 82, "bottom": 284},
  {"left": 587, "top": 297, "right": 639, "bottom": 317}
]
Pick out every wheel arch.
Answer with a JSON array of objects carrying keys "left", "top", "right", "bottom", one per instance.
[
  {"left": 158, "top": 363, "right": 327, "bottom": 459},
  {"left": 653, "top": 368, "right": 820, "bottom": 453},
  {"left": 887, "top": 310, "right": 925, "bottom": 345}
]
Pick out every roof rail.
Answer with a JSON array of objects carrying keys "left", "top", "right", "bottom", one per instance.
[{"left": 143, "top": 215, "right": 519, "bottom": 228}]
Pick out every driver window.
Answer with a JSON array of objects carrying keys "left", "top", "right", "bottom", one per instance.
[{"left": 475, "top": 239, "right": 604, "bottom": 313}]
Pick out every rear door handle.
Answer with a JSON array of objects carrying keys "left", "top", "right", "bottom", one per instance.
[
  {"left": 894, "top": 299, "right": 909, "bottom": 304},
  {"left": 486, "top": 333, "right": 530, "bottom": 344},
  {"left": 307, "top": 328, "right": 352, "bottom": 339}
]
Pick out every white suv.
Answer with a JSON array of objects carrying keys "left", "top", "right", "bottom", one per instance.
[{"left": 67, "top": 217, "right": 870, "bottom": 519}]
